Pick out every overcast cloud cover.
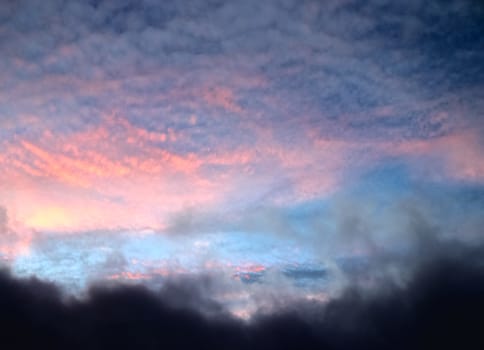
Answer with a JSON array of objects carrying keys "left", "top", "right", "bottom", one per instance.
[{"left": 0, "top": 0, "right": 483, "bottom": 348}]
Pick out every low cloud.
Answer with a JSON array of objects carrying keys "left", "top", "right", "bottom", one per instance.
[{"left": 0, "top": 240, "right": 482, "bottom": 349}]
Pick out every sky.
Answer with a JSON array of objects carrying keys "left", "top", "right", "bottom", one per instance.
[{"left": 0, "top": 0, "right": 483, "bottom": 348}]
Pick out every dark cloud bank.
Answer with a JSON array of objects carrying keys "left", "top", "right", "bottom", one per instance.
[{"left": 1, "top": 241, "right": 483, "bottom": 350}]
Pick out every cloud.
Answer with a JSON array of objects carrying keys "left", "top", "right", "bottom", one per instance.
[
  {"left": 0, "top": 0, "right": 483, "bottom": 233},
  {"left": 394, "top": 130, "right": 484, "bottom": 183},
  {"left": 0, "top": 207, "right": 7, "bottom": 234},
  {"left": 0, "top": 206, "right": 32, "bottom": 259},
  {"left": 2, "top": 172, "right": 483, "bottom": 323},
  {"left": 0, "top": 2, "right": 483, "bottom": 343},
  {"left": 0, "top": 241, "right": 483, "bottom": 349}
]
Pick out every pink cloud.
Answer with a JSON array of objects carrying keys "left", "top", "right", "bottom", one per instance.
[
  {"left": 2, "top": 107, "right": 481, "bottom": 235},
  {"left": 393, "top": 131, "right": 484, "bottom": 183},
  {"left": 201, "top": 86, "right": 243, "bottom": 113}
]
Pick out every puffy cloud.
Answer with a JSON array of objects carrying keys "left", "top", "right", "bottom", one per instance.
[{"left": 0, "top": 241, "right": 483, "bottom": 349}]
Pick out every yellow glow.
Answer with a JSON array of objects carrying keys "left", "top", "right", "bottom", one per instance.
[{"left": 25, "top": 206, "right": 73, "bottom": 230}]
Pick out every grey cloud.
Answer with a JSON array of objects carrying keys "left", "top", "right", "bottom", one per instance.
[
  {"left": 95, "top": 251, "right": 128, "bottom": 278},
  {"left": 282, "top": 266, "right": 328, "bottom": 287},
  {"left": 0, "top": 241, "right": 483, "bottom": 349},
  {"left": 2, "top": 0, "right": 481, "bottom": 110},
  {"left": 163, "top": 183, "right": 484, "bottom": 280}
]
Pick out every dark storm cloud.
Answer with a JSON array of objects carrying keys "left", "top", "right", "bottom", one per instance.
[{"left": 0, "top": 241, "right": 483, "bottom": 349}]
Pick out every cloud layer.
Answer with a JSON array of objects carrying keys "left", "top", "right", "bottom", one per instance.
[
  {"left": 1, "top": 0, "right": 483, "bottom": 231},
  {"left": 0, "top": 241, "right": 483, "bottom": 349},
  {"left": 0, "top": 0, "right": 483, "bottom": 335}
]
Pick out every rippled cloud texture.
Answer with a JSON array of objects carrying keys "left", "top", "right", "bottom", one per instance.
[{"left": 0, "top": 0, "right": 483, "bottom": 347}]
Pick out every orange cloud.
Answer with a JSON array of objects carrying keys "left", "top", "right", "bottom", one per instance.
[
  {"left": 0, "top": 115, "right": 242, "bottom": 231},
  {"left": 3, "top": 110, "right": 481, "bottom": 235},
  {"left": 234, "top": 264, "right": 266, "bottom": 273},
  {"left": 106, "top": 266, "right": 187, "bottom": 281}
]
